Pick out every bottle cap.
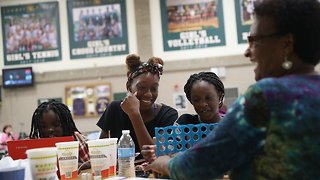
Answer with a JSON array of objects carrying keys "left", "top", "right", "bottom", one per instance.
[{"left": 122, "top": 130, "right": 130, "bottom": 134}]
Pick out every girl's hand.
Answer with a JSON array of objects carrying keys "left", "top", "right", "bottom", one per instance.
[
  {"left": 120, "top": 91, "right": 140, "bottom": 116},
  {"left": 141, "top": 145, "right": 156, "bottom": 163}
]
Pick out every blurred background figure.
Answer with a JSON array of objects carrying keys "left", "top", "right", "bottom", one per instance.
[{"left": 0, "top": 124, "right": 17, "bottom": 159}]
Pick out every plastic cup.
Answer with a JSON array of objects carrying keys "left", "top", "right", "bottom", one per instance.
[
  {"left": 106, "top": 138, "right": 118, "bottom": 176},
  {"left": 56, "top": 141, "right": 79, "bottom": 180},
  {"left": 0, "top": 166, "right": 25, "bottom": 179},
  {"left": 26, "top": 147, "right": 57, "bottom": 180},
  {"left": 87, "top": 139, "right": 110, "bottom": 179}
]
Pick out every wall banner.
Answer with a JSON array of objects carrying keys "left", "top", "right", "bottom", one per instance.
[
  {"left": 235, "top": 0, "right": 255, "bottom": 44},
  {"left": 67, "top": 0, "right": 129, "bottom": 59},
  {"left": 1, "top": 2, "right": 62, "bottom": 65},
  {"left": 160, "top": 0, "right": 225, "bottom": 51}
]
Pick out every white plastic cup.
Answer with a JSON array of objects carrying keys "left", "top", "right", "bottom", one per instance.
[
  {"left": 26, "top": 147, "right": 57, "bottom": 180},
  {"left": 105, "top": 138, "right": 118, "bottom": 177},
  {"left": 56, "top": 141, "right": 79, "bottom": 180},
  {"left": 87, "top": 139, "right": 110, "bottom": 179}
]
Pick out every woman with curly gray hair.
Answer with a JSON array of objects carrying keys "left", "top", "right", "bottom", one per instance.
[{"left": 145, "top": 0, "right": 320, "bottom": 179}]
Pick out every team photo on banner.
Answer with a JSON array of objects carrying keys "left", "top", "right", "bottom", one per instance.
[
  {"left": 67, "top": 0, "right": 129, "bottom": 60},
  {"left": 1, "top": 2, "right": 62, "bottom": 65},
  {"left": 160, "top": 0, "right": 225, "bottom": 51}
]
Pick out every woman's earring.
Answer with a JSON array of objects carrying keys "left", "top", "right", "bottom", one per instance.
[
  {"left": 282, "top": 56, "right": 293, "bottom": 70},
  {"left": 218, "top": 100, "right": 223, "bottom": 108}
]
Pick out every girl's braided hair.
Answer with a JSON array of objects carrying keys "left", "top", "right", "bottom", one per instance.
[
  {"left": 184, "top": 72, "right": 225, "bottom": 105},
  {"left": 29, "top": 100, "right": 79, "bottom": 138}
]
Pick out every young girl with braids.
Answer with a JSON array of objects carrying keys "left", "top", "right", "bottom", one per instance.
[
  {"left": 97, "top": 54, "right": 178, "bottom": 159},
  {"left": 29, "top": 100, "right": 89, "bottom": 166},
  {"left": 30, "top": 100, "right": 79, "bottom": 139},
  {"left": 175, "top": 71, "right": 225, "bottom": 125}
]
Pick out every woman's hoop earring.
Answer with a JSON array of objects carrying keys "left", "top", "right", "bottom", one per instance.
[{"left": 282, "top": 56, "right": 293, "bottom": 70}]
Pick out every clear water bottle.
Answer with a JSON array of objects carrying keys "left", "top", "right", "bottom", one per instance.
[{"left": 117, "top": 130, "right": 135, "bottom": 177}]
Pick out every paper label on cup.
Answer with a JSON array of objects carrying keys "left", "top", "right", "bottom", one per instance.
[
  {"left": 57, "top": 146, "right": 78, "bottom": 180},
  {"left": 29, "top": 158, "right": 57, "bottom": 180},
  {"left": 89, "top": 145, "right": 109, "bottom": 179},
  {"left": 34, "top": 162, "right": 56, "bottom": 176},
  {"left": 27, "top": 147, "right": 58, "bottom": 180}
]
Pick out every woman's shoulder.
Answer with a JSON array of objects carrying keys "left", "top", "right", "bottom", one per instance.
[
  {"left": 250, "top": 75, "right": 320, "bottom": 96},
  {"left": 254, "top": 77, "right": 280, "bottom": 88},
  {"left": 246, "top": 78, "right": 285, "bottom": 95},
  {"left": 256, "top": 74, "right": 320, "bottom": 87}
]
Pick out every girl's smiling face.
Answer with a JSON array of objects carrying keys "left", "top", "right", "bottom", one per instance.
[{"left": 129, "top": 72, "right": 160, "bottom": 111}]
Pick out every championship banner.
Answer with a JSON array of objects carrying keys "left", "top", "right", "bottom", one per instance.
[
  {"left": 160, "top": 0, "right": 225, "bottom": 51},
  {"left": 67, "top": 0, "right": 129, "bottom": 59},
  {"left": 1, "top": 2, "right": 62, "bottom": 65},
  {"left": 235, "top": 0, "right": 255, "bottom": 44}
]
